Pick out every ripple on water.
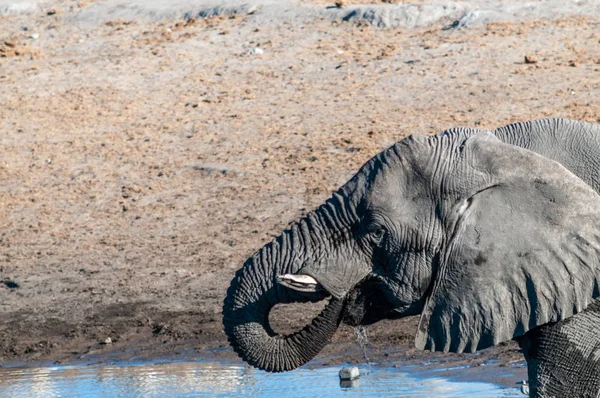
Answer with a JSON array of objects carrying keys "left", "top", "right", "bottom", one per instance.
[{"left": 0, "top": 361, "right": 523, "bottom": 397}]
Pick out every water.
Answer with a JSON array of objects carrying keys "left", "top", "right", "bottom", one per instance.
[
  {"left": 355, "top": 326, "right": 371, "bottom": 365},
  {"left": 0, "top": 360, "right": 523, "bottom": 397}
]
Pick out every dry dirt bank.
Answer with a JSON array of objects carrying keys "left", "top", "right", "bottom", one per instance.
[{"left": 0, "top": 0, "right": 599, "bottom": 379}]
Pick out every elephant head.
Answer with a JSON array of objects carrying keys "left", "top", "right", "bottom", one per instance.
[{"left": 223, "top": 129, "right": 600, "bottom": 372}]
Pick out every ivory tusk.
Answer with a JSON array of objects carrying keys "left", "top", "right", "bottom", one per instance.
[{"left": 277, "top": 274, "right": 322, "bottom": 292}]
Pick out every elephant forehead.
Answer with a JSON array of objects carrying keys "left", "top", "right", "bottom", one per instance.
[{"left": 364, "top": 167, "right": 431, "bottom": 218}]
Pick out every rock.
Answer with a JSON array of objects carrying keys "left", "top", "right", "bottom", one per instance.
[
  {"left": 524, "top": 54, "right": 538, "bottom": 64},
  {"left": 339, "top": 366, "right": 359, "bottom": 380},
  {"left": 4, "top": 40, "right": 16, "bottom": 48},
  {"left": 247, "top": 47, "right": 264, "bottom": 55},
  {"left": 103, "top": 337, "right": 112, "bottom": 345},
  {"left": 122, "top": 184, "right": 142, "bottom": 196},
  {"left": 335, "top": 0, "right": 346, "bottom": 8},
  {"left": 29, "top": 33, "right": 39, "bottom": 40},
  {"left": 520, "top": 380, "right": 529, "bottom": 395}
]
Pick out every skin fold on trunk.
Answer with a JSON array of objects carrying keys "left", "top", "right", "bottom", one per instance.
[{"left": 222, "top": 211, "right": 346, "bottom": 373}]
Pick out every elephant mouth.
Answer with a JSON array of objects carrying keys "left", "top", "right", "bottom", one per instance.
[{"left": 340, "top": 277, "right": 425, "bottom": 327}]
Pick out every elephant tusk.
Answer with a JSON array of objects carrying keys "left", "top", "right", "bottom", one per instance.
[{"left": 277, "top": 274, "right": 323, "bottom": 293}]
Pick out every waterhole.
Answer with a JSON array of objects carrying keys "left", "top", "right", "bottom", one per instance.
[{"left": 0, "top": 361, "right": 524, "bottom": 397}]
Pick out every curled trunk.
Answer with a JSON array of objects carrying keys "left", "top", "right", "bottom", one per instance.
[
  {"left": 223, "top": 191, "right": 366, "bottom": 372},
  {"left": 222, "top": 214, "right": 345, "bottom": 372}
]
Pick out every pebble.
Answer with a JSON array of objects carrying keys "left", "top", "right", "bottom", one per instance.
[
  {"left": 247, "top": 47, "right": 264, "bottom": 55},
  {"left": 524, "top": 54, "right": 538, "bottom": 64},
  {"left": 29, "top": 33, "right": 39, "bottom": 40},
  {"left": 129, "top": 184, "right": 142, "bottom": 193},
  {"left": 339, "top": 366, "right": 359, "bottom": 380}
]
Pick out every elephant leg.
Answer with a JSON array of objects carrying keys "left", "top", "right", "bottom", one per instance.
[{"left": 517, "top": 300, "right": 600, "bottom": 398}]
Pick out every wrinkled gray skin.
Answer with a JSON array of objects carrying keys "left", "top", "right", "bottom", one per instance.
[{"left": 223, "top": 118, "right": 600, "bottom": 398}]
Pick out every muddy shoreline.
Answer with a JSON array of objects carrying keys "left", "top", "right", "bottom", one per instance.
[{"left": 0, "top": 0, "right": 598, "bottom": 387}]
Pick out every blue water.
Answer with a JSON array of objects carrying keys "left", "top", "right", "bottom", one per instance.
[{"left": 0, "top": 361, "right": 522, "bottom": 397}]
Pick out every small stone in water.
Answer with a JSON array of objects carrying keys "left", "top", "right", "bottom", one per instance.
[{"left": 339, "top": 366, "right": 359, "bottom": 380}]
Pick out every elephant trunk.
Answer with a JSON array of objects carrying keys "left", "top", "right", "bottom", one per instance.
[{"left": 222, "top": 212, "right": 346, "bottom": 372}]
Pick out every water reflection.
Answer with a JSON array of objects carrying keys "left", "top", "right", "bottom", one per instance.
[
  {"left": 340, "top": 378, "right": 360, "bottom": 389},
  {"left": 0, "top": 360, "right": 522, "bottom": 397}
]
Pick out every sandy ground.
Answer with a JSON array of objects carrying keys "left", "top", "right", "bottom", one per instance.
[{"left": 0, "top": 0, "right": 599, "bottom": 384}]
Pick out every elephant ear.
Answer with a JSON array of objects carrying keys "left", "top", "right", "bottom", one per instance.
[{"left": 415, "top": 132, "right": 600, "bottom": 353}]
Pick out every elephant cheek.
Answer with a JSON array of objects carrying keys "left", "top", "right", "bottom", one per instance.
[{"left": 384, "top": 252, "right": 437, "bottom": 306}]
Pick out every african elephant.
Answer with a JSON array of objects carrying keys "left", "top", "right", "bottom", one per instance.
[{"left": 223, "top": 118, "right": 600, "bottom": 398}]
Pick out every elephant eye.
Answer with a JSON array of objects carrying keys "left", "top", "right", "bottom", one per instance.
[{"left": 370, "top": 227, "right": 386, "bottom": 244}]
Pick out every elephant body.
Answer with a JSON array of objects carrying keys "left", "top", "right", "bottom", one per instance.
[
  {"left": 492, "top": 120, "right": 600, "bottom": 398},
  {"left": 223, "top": 118, "right": 600, "bottom": 397}
]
